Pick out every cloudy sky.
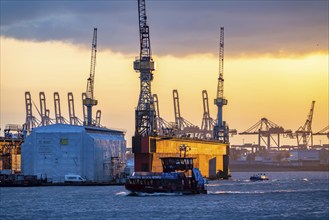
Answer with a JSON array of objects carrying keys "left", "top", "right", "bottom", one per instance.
[
  {"left": 1, "top": 0, "right": 328, "bottom": 146},
  {"left": 1, "top": 1, "right": 327, "bottom": 56}
]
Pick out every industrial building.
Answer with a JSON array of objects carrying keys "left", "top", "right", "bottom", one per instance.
[{"left": 21, "top": 124, "right": 126, "bottom": 183}]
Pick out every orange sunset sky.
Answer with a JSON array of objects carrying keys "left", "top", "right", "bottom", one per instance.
[{"left": 1, "top": 1, "right": 328, "bottom": 146}]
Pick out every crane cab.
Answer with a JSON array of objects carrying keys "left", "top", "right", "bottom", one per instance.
[{"left": 134, "top": 59, "right": 156, "bottom": 72}]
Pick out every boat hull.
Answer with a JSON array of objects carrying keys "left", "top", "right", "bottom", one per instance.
[
  {"left": 250, "top": 174, "right": 269, "bottom": 181},
  {"left": 125, "top": 183, "right": 207, "bottom": 195}
]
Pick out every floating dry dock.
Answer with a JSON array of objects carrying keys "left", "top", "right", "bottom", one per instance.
[{"left": 133, "top": 135, "right": 230, "bottom": 179}]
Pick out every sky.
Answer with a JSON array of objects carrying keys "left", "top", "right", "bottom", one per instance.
[{"left": 1, "top": 0, "right": 328, "bottom": 147}]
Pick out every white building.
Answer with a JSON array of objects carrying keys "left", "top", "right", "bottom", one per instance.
[
  {"left": 288, "top": 149, "right": 319, "bottom": 161},
  {"left": 21, "top": 124, "right": 126, "bottom": 183}
]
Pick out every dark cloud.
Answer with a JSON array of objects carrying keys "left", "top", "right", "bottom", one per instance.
[{"left": 1, "top": 0, "right": 328, "bottom": 57}]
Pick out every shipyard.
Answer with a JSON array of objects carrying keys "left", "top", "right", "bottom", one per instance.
[
  {"left": 1, "top": 0, "right": 329, "bottom": 218},
  {"left": 0, "top": 1, "right": 329, "bottom": 187},
  {"left": 1, "top": 0, "right": 329, "bottom": 187}
]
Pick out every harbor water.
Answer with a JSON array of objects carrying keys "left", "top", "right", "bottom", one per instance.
[{"left": 1, "top": 171, "right": 328, "bottom": 219}]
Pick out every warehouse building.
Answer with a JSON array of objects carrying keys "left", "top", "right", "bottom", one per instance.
[{"left": 21, "top": 124, "right": 126, "bottom": 183}]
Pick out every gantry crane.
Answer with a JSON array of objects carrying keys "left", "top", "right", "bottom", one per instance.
[
  {"left": 133, "top": 0, "right": 156, "bottom": 136},
  {"left": 153, "top": 94, "right": 173, "bottom": 136},
  {"left": 200, "top": 90, "right": 216, "bottom": 139},
  {"left": 213, "top": 27, "right": 229, "bottom": 143},
  {"left": 68, "top": 92, "right": 83, "bottom": 126},
  {"left": 39, "top": 92, "right": 54, "bottom": 126},
  {"left": 173, "top": 89, "right": 199, "bottom": 138},
  {"left": 296, "top": 101, "right": 315, "bottom": 147},
  {"left": 54, "top": 92, "right": 68, "bottom": 124},
  {"left": 239, "top": 117, "right": 293, "bottom": 151},
  {"left": 24, "top": 92, "right": 40, "bottom": 132},
  {"left": 83, "top": 28, "right": 98, "bottom": 126}
]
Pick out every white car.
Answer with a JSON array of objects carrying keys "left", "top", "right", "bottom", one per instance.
[{"left": 64, "top": 174, "right": 86, "bottom": 183}]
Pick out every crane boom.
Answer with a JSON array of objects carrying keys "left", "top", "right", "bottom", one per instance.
[
  {"left": 213, "top": 27, "right": 228, "bottom": 143},
  {"left": 83, "top": 28, "right": 98, "bottom": 126},
  {"left": 87, "top": 28, "right": 97, "bottom": 100},
  {"left": 217, "top": 27, "right": 224, "bottom": 101},
  {"left": 296, "top": 101, "right": 315, "bottom": 147},
  {"left": 133, "top": 0, "right": 156, "bottom": 136},
  {"left": 305, "top": 100, "right": 315, "bottom": 132}
]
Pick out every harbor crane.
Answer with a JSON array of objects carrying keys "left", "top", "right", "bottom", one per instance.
[
  {"left": 82, "top": 92, "right": 101, "bottom": 127},
  {"left": 200, "top": 90, "right": 216, "bottom": 139},
  {"left": 153, "top": 94, "right": 173, "bottom": 135},
  {"left": 213, "top": 27, "right": 229, "bottom": 143},
  {"left": 83, "top": 28, "right": 98, "bottom": 126},
  {"left": 239, "top": 117, "right": 292, "bottom": 151},
  {"left": 39, "top": 92, "right": 53, "bottom": 126},
  {"left": 68, "top": 92, "right": 83, "bottom": 126},
  {"left": 54, "top": 92, "right": 69, "bottom": 124},
  {"left": 296, "top": 101, "right": 315, "bottom": 147},
  {"left": 133, "top": 0, "right": 156, "bottom": 136},
  {"left": 24, "top": 92, "right": 40, "bottom": 132},
  {"left": 173, "top": 89, "right": 200, "bottom": 138}
]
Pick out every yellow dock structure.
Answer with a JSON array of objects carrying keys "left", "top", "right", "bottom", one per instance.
[{"left": 133, "top": 135, "right": 230, "bottom": 179}]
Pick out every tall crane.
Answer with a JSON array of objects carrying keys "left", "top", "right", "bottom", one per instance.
[
  {"left": 153, "top": 94, "right": 173, "bottom": 135},
  {"left": 54, "top": 92, "right": 68, "bottom": 124},
  {"left": 83, "top": 28, "right": 98, "bottom": 126},
  {"left": 296, "top": 101, "right": 315, "bottom": 147},
  {"left": 173, "top": 89, "right": 199, "bottom": 138},
  {"left": 200, "top": 90, "right": 216, "bottom": 139},
  {"left": 213, "top": 27, "right": 229, "bottom": 143},
  {"left": 39, "top": 92, "right": 53, "bottom": 126},
  {"left": 24, "top": 91, "right": 40, "bottom": 132},
  {"left": 133, "top": 0, "right": 156, "bottom": 136},
  {"left": 68, "top": 92, "right": 83, "bottom": 126}
]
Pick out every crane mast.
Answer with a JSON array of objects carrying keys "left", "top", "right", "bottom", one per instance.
[
  {"left": 214, "top": 27, "right": 228, "bottom": 143},
  {"left": 83, "top": 28, "right": 98, "bottom": 126},
  {"left": 133, "top": 0, "right": 156, "bottom": 136}
]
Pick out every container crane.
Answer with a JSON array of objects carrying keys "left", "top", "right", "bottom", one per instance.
[
  {"left": 296, "top": 101, "right": 315, "bottom": 147},
  {"left": 200, "top": 90, "right": 216, "bottom": 139},
  {"left": 68, "top": 92, "right": 83, "bottom": 126},
  {"left": 153, "top": 94, "right": 173, "bottom": 135},
  {"left": 173, "top": 89, "right": 199, "bottom": 138},
  {"left": 133, "top": 0, "right": 156, "bottom": 136},
  {"left": 239, "top": 117, "right": 293, "bottom": 151},
  {"left": 83, "top": 28, "right": 98, "bottom": 126},
  {"left": 39, "top": 92, "right": 53, "bottom": 126},
  {"left": 213, "top": 27, "right": 229, "bottom": 143},
  {"left": 54, "top": 92, "right": 68, "bottom": 124},
  {"left": 24, "top": 92, "right": 40, "bottom": 132}
]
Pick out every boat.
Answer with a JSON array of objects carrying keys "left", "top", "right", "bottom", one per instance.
[
  {"left": 250, "top": 173, "right": 269, "bottom": 181},
  {"left": 125, "top": 156, "right": 207, "bottom": 195}
]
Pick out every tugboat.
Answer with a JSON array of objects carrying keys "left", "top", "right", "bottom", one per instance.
[
  {"left": 125, "top": 147, "right": 207, "bottom": 195},
  {"left": 250, "top": 173, "right": 269, "bottom": 181}
]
